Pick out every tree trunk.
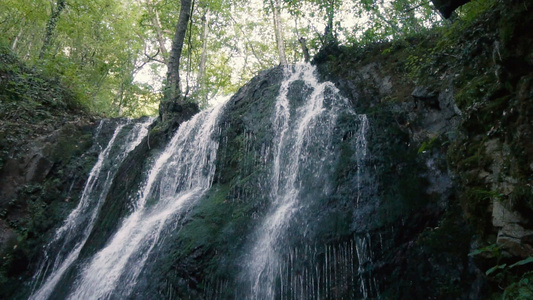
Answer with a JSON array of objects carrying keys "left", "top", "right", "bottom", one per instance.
[
  {"left": 40, "top": 0, "right": 66, "bottom": 60},
  {"left": 298, "top": 37, "right": 310, "bottom": 62},
  {"left": 270, "top": 0, "right": 287, "bottom": 66},
  {"left": 164, "top": 0, "right": 192, "bottom": 105},
  {"left": 197, "top": 9, "right": 210, "bottom": 104},
  {"left": 11, "top": 28, "right": 23, "bottom": 51},
  {"left": 25, "top": 38, "right": 33, "bottom": 60},
  {"left": 324, "top": 0, "right": 335, "bottom": 44},
  {"left": 146, "top": 0, "right": 168, "bottom": 64}
]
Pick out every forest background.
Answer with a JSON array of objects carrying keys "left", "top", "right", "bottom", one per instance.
[{"left": 0, "top": 0, "right": 488, "bottom": 118}]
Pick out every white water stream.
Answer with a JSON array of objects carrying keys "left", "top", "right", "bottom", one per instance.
[
  {"left": 66, "top": 101, "right": 226, "bottom": 299},
  {"left": 245, "top": 63, "right": 365, "bottom": 299},
  {"left": 29, "top": 118, "right": 153, "bottom": 300}
]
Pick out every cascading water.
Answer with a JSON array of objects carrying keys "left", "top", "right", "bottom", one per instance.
[
  {"left": 29, "top": 118, "right": 153, "bottom": 300},
  {"left": 66, "top": 101, "right": 226, "bottom": 299},
  {"left": 23, "top": 63, "right": 372, "bottom": 300},
  {"left": 243, "top": 63, "right": 369, "bottom": 299}
]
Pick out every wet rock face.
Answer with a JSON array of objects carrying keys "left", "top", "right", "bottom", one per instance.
[
  {"left": 133, "top": 58, "right": 466, "bottom": 298},
  {"left": 0, "top": 120, "right": 99, "bottom": 296},
  {"left": 125, "top": 65, "right": 378, "bottom": 299},
  {"left": 317, "top": 3, "right": 533, "bottom": 296},
  {"left": 318, "top": 60, "right": 474, "bottom": 297},
  {"left": 138, "top": 66, "right": 287, "bottom": 299},
  {"left": 0, "top": 123, "right": 97, "bottom": 221}
]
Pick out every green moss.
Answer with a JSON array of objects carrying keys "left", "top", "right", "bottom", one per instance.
[
  {"left": 178, "top": 185, "right": 232, "bottom": 252},
  {"left": 455, "top": 75, "right": 490, "bottom": 109},
  {"left": 502, "top": 271, "right": 533, "bottom": 300},
  {"left": 149, "top": 123, "right": 163, "bottom": 137}
]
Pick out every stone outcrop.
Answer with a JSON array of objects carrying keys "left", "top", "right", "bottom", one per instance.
[{"left": 492, "top": 200, "right": 533, "bottom": 257}]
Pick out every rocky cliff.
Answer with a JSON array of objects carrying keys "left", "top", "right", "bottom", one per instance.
[
  {"left": 314, "top": 1, "right": 533, "bottom": 297},
  {"left": 1, "top": 1, "right": 532, "bottom": 299}
]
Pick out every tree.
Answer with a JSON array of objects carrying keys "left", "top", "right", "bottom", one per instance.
[
  {"left": 144, "top": 0, "right": 169, "bottom": 64},
  {"left": 0, "top": 0, "right": 49, "bottom": 59},
  {"left": 196, "top": 8, "right": 210, "bottom": 105},
  {"left": 319, "top": 0, "right": 338, "bottom": 44},
  {"left": 269, "top": 0, "right": 288, "bottom": 65},
  {"left": 39, "top": 0, "right": 66, "bottom": 59},
  {"left": 1, "top": 0, "right": 157, "bottom": 116},
  {"left": 298, "top": 37, "right": 310, "bottom": 62},
  {"left": 162, "top": 0, "right": 193, "bottom": 118},
  {"left": 0, "top": 0, "right": 454, "bottom": 117}
]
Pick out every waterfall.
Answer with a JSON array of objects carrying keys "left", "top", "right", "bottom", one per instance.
[
  {"left": 29, "top": 118, "right": 153, "bottom": 300},
  {"left": 66, "top": 101, "right": 226, "bottom": 299},
  {"left": 244, "top": 64, "right": 368, "bottom": 299},
  {"left": 24, "top": 64, "right": 371, "bottom": 300}
]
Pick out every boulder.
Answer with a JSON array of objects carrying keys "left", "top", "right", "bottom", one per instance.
[{"left": 492, "top": 200, "right": 533, "bottom": 257}]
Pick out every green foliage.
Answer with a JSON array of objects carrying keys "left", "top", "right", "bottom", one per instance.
[
  {"left": 473, "top": 254, "right": 533, "bottom": 299},
  {"left": 503, "top": 271, "right": 533, "bottom": 300},
  {"left": 417, "top": 134, "right": 440, "bottom": 154},
  {"left": 345, "top": 0, "right": 442, "bottom": 46},
  {"left": 486, "top": 263, "right": 506, "bottom": 276},
  {"left": 455, "top": 0, "right": 498, "bottom": 24},
  {"left": 0, "top": 0, "right": 482, "bottom": 114},
  {"left": 0, "top": 0, "right": 157, "bottom": 117},
  {"left": 469, "top": 244, "right": 533, "bottom": 298},
  {"left": 0, "top": 43, "right": 90, "bottom": 177},
  {"left": 509, "top": 257, "right": 533, "bottom": 269}
]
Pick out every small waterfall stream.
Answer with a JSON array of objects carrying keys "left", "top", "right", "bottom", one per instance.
[
  {"left": 29, "top": 118, "right": 153, "bottom": 300},
  {"left": 243, "top": 64, "right": 369, "bottom": 299},
  {"left": 66, "top": 101, "right": 226, "bottom": 299}
]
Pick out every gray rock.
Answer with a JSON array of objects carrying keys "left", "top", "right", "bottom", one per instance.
[{"left": 492, "top": 200, "right": 533, "bottom": 257}]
